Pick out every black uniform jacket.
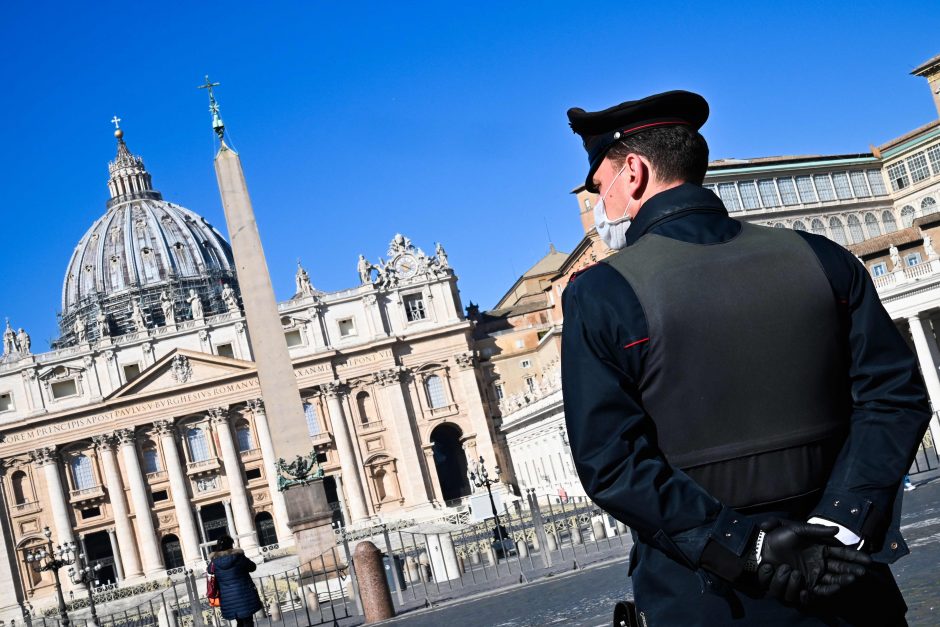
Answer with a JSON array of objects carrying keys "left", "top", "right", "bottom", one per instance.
[{"left": 561, "top": 182, "right": 931, "bottom": 582}]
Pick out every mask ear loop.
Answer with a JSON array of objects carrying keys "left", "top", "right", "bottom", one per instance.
[{"left": 600, "top": 161, "right": 632, "bottom": 224}]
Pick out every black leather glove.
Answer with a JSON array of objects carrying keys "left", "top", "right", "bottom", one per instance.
[{"left": 755, "top": 518, "right": 872, "bottom": 605}]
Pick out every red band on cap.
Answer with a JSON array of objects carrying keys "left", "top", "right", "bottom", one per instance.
[{"left": 619, "top": 120, "right": 689, "bottom": 136}]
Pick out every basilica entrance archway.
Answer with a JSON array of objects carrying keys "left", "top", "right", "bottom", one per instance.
[
  {"left": 199, "top": 503, "right": 230, "bottom": 543},
  {"left": 430, "top": 423, "right": 471, "bottom": 502},
  {"left": 83, "top": 530, "right": 117, "bottom": 585},
  {"left": 255, "top": 512, "right": 277, "bottom": 547},
  {"left": 161, "top": 534, "right": 184, "bottom": 570}
]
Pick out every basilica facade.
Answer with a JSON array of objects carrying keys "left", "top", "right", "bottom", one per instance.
[{"left": 0, "top": 131, "right": 503, "bottom": 619}]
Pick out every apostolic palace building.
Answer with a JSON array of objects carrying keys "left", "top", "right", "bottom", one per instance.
[{"left": 0, "top": 127, "right": 506, "bottom": 618}]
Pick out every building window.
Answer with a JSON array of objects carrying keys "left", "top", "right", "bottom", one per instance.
[
  {"left": 424, "top": 375, "right": 447, "bottom": 409},
  {"left": 850, "top": 171, "right": 871, "bottom": 198},
  {"left": 864, "top": 213, "right": 882, "bottom": 238},
  {"left": 216, "top": 343, "right": 235, "bottom": 359},
  {"left": 142, "top": 444, "right": 161, "bottom": 474},
  {"left": 356, "top": 392, "right": 375, "bottom": 425},
  {"left": 123, "top": 363, "right": 141, "bottom": 383},
  {"left": 404, "top": 294, "right": 427, "bottom": 322},
  {"left": 922, "top": 197, "right": 938, "bottom": 215},
  {"left": 152, "top": 490, "right": 169, "bottom": 502},
  {"left": 520, "top": 359, "right": 531, "bottom": 369},
  {"left": 338, "top": 318, "right": 356, "bottom": 337},
  {"left": 887, "top": 162, "right": 910, "bottom": 192},
  {"left": 906, "top": 253, "right": 922, "bottom": 267},
  {"left": 0, "top": 393, "right": 12, "bottom": 413},
  {"left": 757, "top": 179, "right": 780, "bottom": 207},
  {"left": 11, "top": 471, "right": 29, "bottom": 505},
  {"left": 867, "top": 170, "right": 888, "bottom": 196},
  {"left": 738, "top": 181, "right": 760, "bottom": 209},
  {"left": 80, "top": 507, "right": 101, "bottom": 520},
  {"left": 525, "top": 377, "right": 536, "bottom": 393},
  {"left": 717, "top": 183, "right": 741, "bottom": 211},
  {"left": 776, "top": 178, "right": 799, "bottom": 205},
  {"left": 51, "top": 379, "right": 78, "bottom": 400},
  {"left": 847, "top": 215, "right": 864, "bottom": 244},
  {"left": 901, "top": 205, "right": 916, "bottom": 228},
  {"left": 907, "top": 152, "right": 930, "bottom": 183},
  {"left": 235, "top": 422, "right": 253, "bottom": 452},
  {"left": 284, "top": 329, "right": 303, "bottom": 347},
  {"left": 792, "top": 220, "right": 807, "bottom": 231},
  {"left": 773, "top": 222, "right": 785, "bottom": 228},
  {"left": 927, "top": 145, "right": 940, "bottom": 175},
  {"left": 245, "top": 468, "right": 262, "bottom": 481},
  {"left": 795, "top": 176, "right": 817, "bottom": 203},
  {"left": 304, "top": 402, "right": 321, "bottom": 436},
  {"left": 70, "top": 455, "right": 95, "bottom": 490},
  {"left": 832, "top": 173, "right": 853, "bottom": 200},
  {"left": 813, "top": 174, "right": 836, "bottom": 201},
  {"left": 186, "top": 427, "right": 210, "bottom": 462},
  {"left": 495, "top": 384, "right": 504, "bottom": 400},
  {"left": 811, "top": 219, "right": 826, "bottom": 237},
  {"left": 871, "top": 262, "right": 888, "bottom": 277},
  {"left": 882, "top": 210, "right": 898, "bottom": 233},
  {"left": 829, "top": 217, "right": 847, "bottom": 246}
]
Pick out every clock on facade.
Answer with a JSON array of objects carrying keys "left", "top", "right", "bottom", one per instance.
[{"left": 393, "top": 254, "right": 419, "bottom": 279}]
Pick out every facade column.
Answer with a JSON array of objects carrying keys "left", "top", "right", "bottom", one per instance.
[
  {"left": 333, "top": 474, "right": 350, "bottom": 525},
  {"left": 375, "top": 368, "right": 431, "bottom": 507},
  {"left": 106, "top": 528, "right": 125, "bottom": 582},
  {"left": 907, "top": 314, "right": 940, "bottom": 449},
  {"left": 209, "top": 408, "right": 259, "bottom": 551},
  {"left": 222, "top": 500, "right": 236, "bottom": 538},
  {"left": 92, "top": 435, "right": 142, "bottom": 580},
  {"left": 196, "top": 505, "right": 208, "bottom": 543},
  {"left": 30, "top": 448, "right": 74, "bottom": 546},
  {"left": 423, "top": 447, "right": 445, "bottom": 505},
  {"left": 152, "top": 421, "right": 202, "bottom": 565},
  {"left": 322, "top": 382, "right": 369, "bottom": 522},
  {"left": 453, "top": 351, "right": 501, "bottom": 463},
  {"left": 114, "top": 429, "right": 164, "bottom": 576},
  {"left": 246, "top": 399, "right": 293, "bottom": 546}
]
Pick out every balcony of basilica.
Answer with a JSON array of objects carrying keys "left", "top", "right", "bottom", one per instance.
[
  {"left": 185, "top": 457, "right": 222, "bottom": 477},
  {"left": 68, "top": 484, "right": 107, "bottom": 507}
]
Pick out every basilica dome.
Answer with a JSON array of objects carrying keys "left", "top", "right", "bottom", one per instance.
[{"left": 57, "top": 129, "right": 239, "bottom": 345}]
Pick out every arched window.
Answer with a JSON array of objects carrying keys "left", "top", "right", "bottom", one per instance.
[
  {"left": 11, "top": 470, "right": 28, "bottom": 505},
  {"left": 255, "top": 512, "right": 278, "bottom": 547},
  {"left": 304, "top": 402, "right": 320, "bottom": 436},
  {"left": 773, "top": 222, "right": 785, "bottom": 228},
  {"left": 922, "top": 197, "right": 938, "bottom": 215},
  {"left": 235, "top": 421, "right": 253, "bottom": 452},
  {"left": 811, "top": 219, "right": 826, "bottom": 237},
  {"left": 901, "top": 205, "right": 916, "bottom": 228},
  {"left": 374, "top": 468, "right": 388, "bottom": 501},
  {"left": 847, "top": 215, "right": 864, "bottom": 244},
  {"left": 161, "top": 535, "right": 184, "bottom": 569},
  {"left": 356, "top": 392, "right": 374, "bottom": 426},
  {"left": 882, "top": 211, "right": 898, "bottom": 233},
  {"left": 792, "top": 220, "right": 807, "bottom": 231},
  {"left": 186, "top": 427, "right": 210, "bottom": 462},
  {"left": 142, "top": 442, "right": 161, "bottom": 474},
  {"left": 864, "top": 213, "right": 881, "bottom": 238},
  {"left": 425, "top": 374, "right": 447, "bottom": 409},
  {"left": 70, "top": 454, "right": 95, "bottom": 490},
  {"left": 829, "top": 217, "right": 847, "bottom": 246}
]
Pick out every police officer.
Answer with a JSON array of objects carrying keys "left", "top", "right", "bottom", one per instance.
[{"left": 561, "top": 90, "right": 931, "bottom": 626}]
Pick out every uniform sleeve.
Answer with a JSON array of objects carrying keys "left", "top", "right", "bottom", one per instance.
[
  {"left": 796, "top": 233, "right": 932, "bottom": 546},
  {"left": 561, "top": 264, "right": 755, "bottom": 582}
]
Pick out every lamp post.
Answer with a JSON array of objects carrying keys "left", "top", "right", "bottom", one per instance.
[
  {"left": 69, "top": 549, "right": 102, "bottom": 627},
  {"left": 24, "top": 527, "right": 75, "bottom": 627},
  {"left": 469, "top": 456, "right": 508, "bottom": 561}
]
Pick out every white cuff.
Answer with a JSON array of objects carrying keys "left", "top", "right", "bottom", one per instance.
[{"left": 807, "top": 516, "right": 862, "bottom": 547}]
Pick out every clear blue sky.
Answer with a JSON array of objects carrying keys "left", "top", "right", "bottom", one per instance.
[{"left": 1, "top": 1, "right": 939, "bottom": 350}]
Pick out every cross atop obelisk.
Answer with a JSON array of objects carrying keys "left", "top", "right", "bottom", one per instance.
[{"left": 198, "top": 75, "right": 225, "bottom": 142}]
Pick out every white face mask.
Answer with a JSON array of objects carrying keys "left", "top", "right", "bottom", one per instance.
[{"left": 593, "top": 163, "right": 632, "bottom": 250}]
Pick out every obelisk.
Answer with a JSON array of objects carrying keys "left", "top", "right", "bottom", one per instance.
[{"left": 199, "top": 77, "right": 334, "bottom": 564}]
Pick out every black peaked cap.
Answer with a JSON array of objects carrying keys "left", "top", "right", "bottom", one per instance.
[{"left": 568, "top": 90, "right": 709, "bottom": 192}]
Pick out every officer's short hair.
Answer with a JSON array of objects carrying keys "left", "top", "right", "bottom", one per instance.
[{"left": 606, "top": 125, "right": 709, "bottom": 185}]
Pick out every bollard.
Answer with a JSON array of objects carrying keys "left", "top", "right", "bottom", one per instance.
[
  {"left": 546, "top": 533, "right": 558, "bottom": 551},
  {"left": 517, "top": 540, "right": 529, "bottom": 559},
  {"left": 484, "top": 546, "right": 497, "bottom": 566},
  {"left": 353, "top": 541, "right": 395, "bottom": 623},
  {"left": 267, "top": 594, "right": 282, "bottom": 622},
  {"left": 304, "top": 585, "right": 320, "bottom": 613},
  {"left": 417, "top": 551, "right": 431, "bottom": 582},
  {"left": 616, "top": 521, "right": 629, "bottom": 536},
  {"left": 470, "top": 550, "right": 481, "bottom": 565},
  {"left": 529, "top": 532, "right": 540, "bottom": 552},
  {"left": 405, "top": 555, "right": 420, "bottom": 584},
  {"left": 592, "top": 518, "right": 608, "bottom": 541},
  {"left": 571, "top": 523, "right": 583, "bottom": 545}
]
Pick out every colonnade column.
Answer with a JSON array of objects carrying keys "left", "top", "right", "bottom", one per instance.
[
  {"left": 376, "top": 367, "right": 431, "bottom": 506},
  {"left": 323, "top": 382, "right": 369, "bottom": 522},
  {"left": 247, "top": 399, "right": 293, "bottom": 545},
  {"left": 92, "top": 435, "right": 142, "bottom": 580},
  {"left": 209, "top": 408, "right": 259, "bottom": 551},
  {"left": 906, "top": 314, "right": 940, "bottom": 449},
  {"left": 114, "top": 429, "right": 164, "bottom": 575},
  {"left": 152, "top": 420, "right": 202, "bottom": 564},
  {"left": 106, "top": 528, "right": 125, "bottom": 582},
  {"left": 29, "top": 448, "right": 74, "bottom": 547},
  {"left": 423, "top": 447, "right": 445, "bottom": 505}
]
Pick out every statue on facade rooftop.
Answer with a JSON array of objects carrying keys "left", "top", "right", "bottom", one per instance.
[
  {"left": 96, "top": 310, "right": 111, "bottom": 337},
  {"left": 3, "top": 320, "right": 17, "bottom": 355},
  {"left": 925, "top": 235, "right": 937, "bottom": 259},
  {"left": 160, "top": 290, "right": 176, "bottom": 326},
  {"left": 435, "top": 242, "right": 449, "bottom": 268},
  {"left": 357, "top": 254, "right": 374, "bottom": 284},
  {"left": 221, "top": 283, "right": 239, "bottom": 312},
  {"left": 295, "top": 262, "right": 315, "bottom": 297},
  {"left": 73, "top": 315, "right": 88, "bottom": 343},
  {"left": 17, "top": 328, "right": 30, "bottom": 355},
  {"left": 131, "top": 299, "right": 147, "bottom": 332},
  {"left": 188, "top": 289, "right": 204, "bottom": 321},
  {"left": 890, "top": 245, "right": 902, "bottom": 271}
]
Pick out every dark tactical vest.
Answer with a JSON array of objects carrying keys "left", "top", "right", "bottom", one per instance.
[{"left": 604, "top": 222, "right": 851, "bottom": 510}]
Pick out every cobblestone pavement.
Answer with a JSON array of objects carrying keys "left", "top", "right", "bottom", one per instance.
[{"left": 374, "top": 477, "right": 940, "bottom": 627}]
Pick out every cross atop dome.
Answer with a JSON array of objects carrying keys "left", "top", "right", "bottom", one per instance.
[{"left": 105, "top": 119, "right": 161, "bottom": 207}]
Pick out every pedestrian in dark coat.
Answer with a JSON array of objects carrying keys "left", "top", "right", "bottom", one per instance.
[
  {"left": 562, "top": 91, "right": 931, "bottom": 626},
  {"left": 209, "top": 535, "right": 263, "bottom": 626}
]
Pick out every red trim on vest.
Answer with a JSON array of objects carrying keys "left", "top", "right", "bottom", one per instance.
[
  {"left": 569, "top": 263, "right": 600, "bottom": 283},
  {"left": 623, "top": 337, "right": 650, "bottom": 350}
]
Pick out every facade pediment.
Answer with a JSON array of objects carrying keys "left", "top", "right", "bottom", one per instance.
[{"left": 106, "top": 349, "right": 254, "bottom": 400}]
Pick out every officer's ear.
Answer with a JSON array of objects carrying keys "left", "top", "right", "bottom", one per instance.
[{"left": 623, "top": 153, "right": 650, "bottom": 202}]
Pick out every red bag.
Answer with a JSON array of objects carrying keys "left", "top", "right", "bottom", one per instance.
[{"left": 207, "top": 562, "right": 221, "bottom": 607}]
